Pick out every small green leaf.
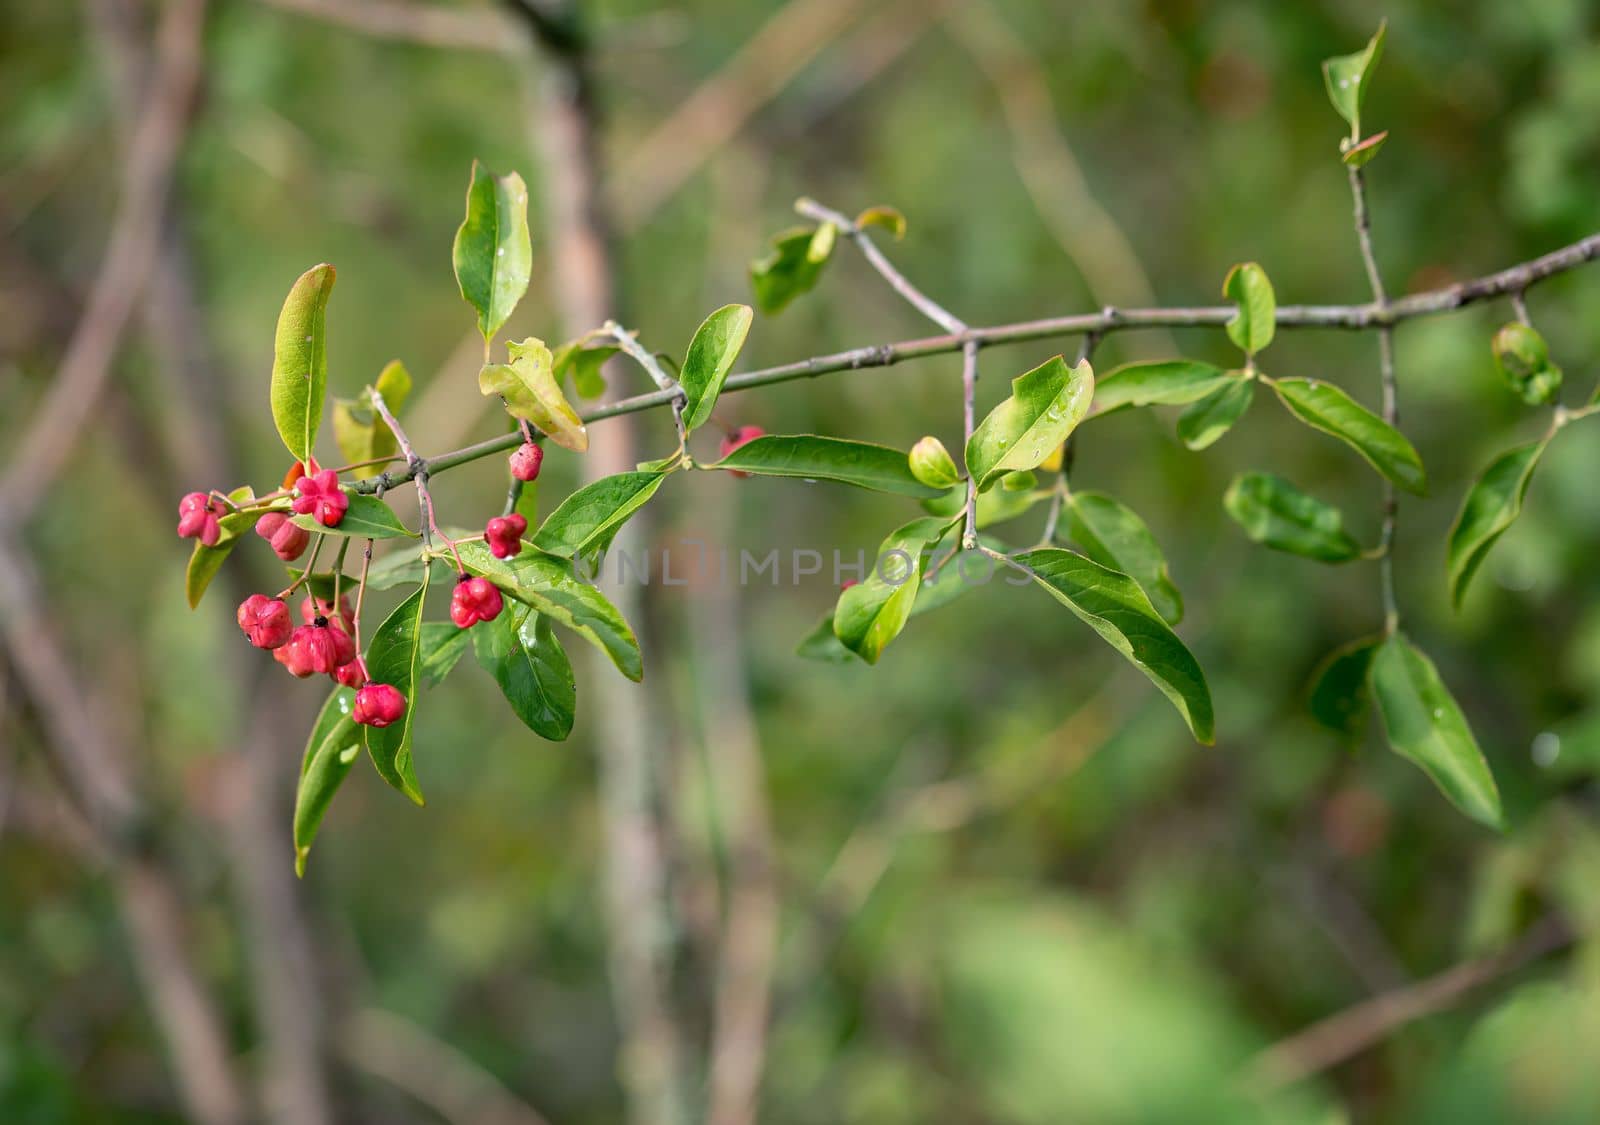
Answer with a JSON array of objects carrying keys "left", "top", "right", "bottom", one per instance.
[
  {"left": 363, "top": 544, "right": 436, "bottom": 591},
  {"left": 1308, "top": 636, "right": 1380, "bottom": 745},
  {"left": 480, "top": 338, "right": 589, "bottom": 453},
  {"left": 966, "top": 356, "right": 1094, "bottom": 490},
  {"left": 452, "top": 161, "right": 532, "bottom": 341},
  {"left": 1064, "top": 491, "right": 1184, "bottom": 624},
  {"left": 833, "top": 517, "right": 953, "bottom": 664},
  {"left": 797, "top": 549, "right": 985, "bottom": 664},
  {"left": 855, "top": 205, "right": 906, "bottom": 239},
  {"left": 457, "top": 541, "right": 642, "bottom": 682},
  {"left": 291, "top": 493, "right": 415, "bottom": 540},
  {"left": 1447, "top": 440, "right": 1547, "bottom": 608},
  {"left": 1223, "top": 262, "right": 1276, "bottom": 356},
  {"left": 552, "top": 341, "right": 618, "bottom": 400},
  {"left": 1491, "top": 323, "right": 1563, "bottom": 406},
  {"left": 363, "top": 572, "right": 430, "bottom": 805},
  {"left": 679, "top": 304, "right": 753, "bottom": 432},
  {"left": 531, "top": 471, "right": 666, "bottom": 558},
  {"left": 184, "top": 510, "right": 258, "bottom": 609},
  {"left": 293, "top": 686, "right": 360, "bottom": 876},
  {"left": 1013, "top": 548, "right": 1213, "bottom": 743},
  {"left": 1223, "top": 471, "right": 1362, "bottom": 563},
  {"left": 750, "top": 224, "right": 836, "bottom": 314},
  {"left": 270, "top": 263, "right": 336, "bottom": 463},
  {"left": 418, "top": 622, "right": 472, "bottom": 687},
  {"left": 1176, "top": 377, "right": 1254, "bottom": 450},
  {"left": 333, "top": 360, "right": 411, "bottom": 467},
  {"left": 1341, "top": 130, "right": 1389, "bottom": 167},
  {"left": 908, "top": 436, "right": 961, "bottom": 489},
  {"left": 707, "top": 434, "right": 945, "bottom": 497},
  {"left": 1322, "top": 20, "right": 1387, "bottom": 134},
  {"left": 1091, "top": 360, "right": 1235, "bottom": 414},
  {"left": 796, "top": 616, "right": 857, "bottom": 664},
  {"left": 1272, "top": 378, "right": 1426, "bottom": 494},
  {"left": 472, "top": 607, "right": 575, "bottom": 741},
  {"left": 1370, "top": 633, "right": 1502, "bottom": 829}
]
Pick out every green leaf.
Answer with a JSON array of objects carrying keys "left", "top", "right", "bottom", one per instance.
[
  {"left": 480, "top": 338, "right": 589, "bottom": 453},
  {"left": 750, "top": 223, "right": 836, "bottom": 314},
  {"left": 833, "top": 517, "right": 953, "bottom": 664},
  {"left": 1013, "top": 548, "right": 1214, "bottom": 743},
  {"left": 1341, "top": 130, "right": 1389, "bottom": 168},
  {"left": 457, "top": 541, "right": 642, "bottom": 682},
  {"left": 1308, "top": 636, "right": 1380, "bottom": 745},
  {"left": 1491, "top": 323, "right": 1563, "bottom": 406},
  {"left": 855, "top": 205, "right": 906, "bottom": 239},
  {"left": 1272, "top": 378, "right": 1426, "bottom": 494},
  {"left": 1222, "top": 471, "right": 1362, "bottom": 563},
  {"left": 908, "top": 436, "right": 962, "bottom": 489},
  {"left": 1091, "top": 360, "right": 1235, "bottom": 414},
  {"left": 1370, "top": 633, "right": 1502, "bottom": 829},
  {"left": 679, "top": 304, "right": 753, "bottom": 432},
  {"left": 531, "top": 471, "right": 666, "bottom": 558},
  {"left": 1176, "top": 377, "right": 1253, "bottom": 450},
  {"left": 270, "top": 263, "right": 336, "bottom": 463},
  {"left": 797, "top": 549, "right": 986, "bottom": 664},
  {"left": 452, "top": 161, "right": 532, "bottom": 341},
  {"left": 1223, "top": 262, "right": 1275, "bottom": 356},
  {"left": 293, "top": 686, "right": 360, "bottom": 876},
  {"left": 418, "top": 622, "right": 472, "bottom": 687},
  {"left": 552, "top": 340, "right": 618, "bottom": 400},
  {"left": 184, "top": 509, "right": 258, "bottom": 609},
  {"left": 1064, "top": 491, "right": 1184, "bottom": 624},
  {"left": 1322, "top": 20, "right": 1387, "bottom": 134},
  {"left": 966, "top": 356, "right": 1094, "bottom": 491},
  {"left": 363, "top": 573, "right": 430, "bottom": 805},
  {"left": 472, "top": 607, "right": 575, "bottom": 741},
  {"left": 1447, "top": 440, "right": 1547, "bottom": 609},
  {"left": 332, "top": 360, "right": 411, "bottom": 467},
  {"left": 291, "top": 492, "right": 415, "bottom": 540},
  {"left": 707, "top": 434, "right": 944, "bottom": 497},
  {"left": 363, "top": 543, "right": 438, "bottom": 591}
]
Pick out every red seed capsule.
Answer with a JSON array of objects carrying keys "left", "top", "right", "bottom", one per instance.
[
  {"left": 485, "top": 513, "right": 528, "bottom": 559},
  {"left": 509, "top": 441, "right": 544, "bottom": 482},
  {"left": 236, "top": 594, "right": 293, "bottom": 650},
  {"left": 255, "top": 511, "right": 311, "bottom": 562},
  {"left": 450, "top": 576, "right": 504, "bottom": 628},
  {"left": 177, "top": 492, "right": 225, "bottom": 547},
  {"left": 718, "top": 425, "right": 765, "bottom": 478},
  {"left": 291, "top": 469, "right": 348, "bottom": 528},
  {"left": 352, "top": 682, "right": 406, "bottom": 727}
]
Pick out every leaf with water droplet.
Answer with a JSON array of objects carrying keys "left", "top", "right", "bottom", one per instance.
[
  {"left": 453, "top": 161, "right": 532, "bottom": 342},
  {"left": 966, "top": 356, "right": 1094, "bottom": 491},
  {"left": 293, "top": 686, "right": 360, "bottom": 875},
  {"left": 472, "top": 606, "right": 575, "bottom": 741},
  {"left": 1370, "top": 632, "right": 1502, "bottom": 829}
]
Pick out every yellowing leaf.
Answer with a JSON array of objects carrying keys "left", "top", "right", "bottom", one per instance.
[{"left": 480, "top": 337, "right": 588, "bottom": 452}]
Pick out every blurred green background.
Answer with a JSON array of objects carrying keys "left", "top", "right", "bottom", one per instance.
[{"left": 4, "top": 0, "right": 1600, "bottom": 1122}]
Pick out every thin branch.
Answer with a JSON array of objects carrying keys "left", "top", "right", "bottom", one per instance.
[
  {"left": 606, "top": 320, "right": 686, "bottom": 447},
  {"left": 252, "top": 0, "right": 519, "bottom": 52},
  {"left": 370, "top": 389, "right": 461, "bottom": 569},
  {"left": 960, "top": 340, "right": 980, "bottom": 547},
  {"left": 340, "top": 1007, "right": 552, "bottom": 1125},
  {"left": 346, "top": 231, "right": 1600, "bottom": 499},
  {"left": 1246, "top": 915, "right": 1571, "bottom": 1090},
  {"left": 795, "top": 197, "right": 967, "bottom": 333},
  {"left": 0, "top": 0, "right": 208, "bottom": 528},
  {"left": 1348, "top": 166, "right": 1400, "bottom": 633}
]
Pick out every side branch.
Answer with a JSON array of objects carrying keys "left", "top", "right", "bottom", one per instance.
[{"left": 350, "top": 231, "right": 1600, "bottom": 496}]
